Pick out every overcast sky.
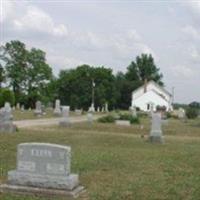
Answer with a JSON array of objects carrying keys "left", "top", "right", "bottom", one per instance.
[{"left": 1, "top": 0, "right": 200, "bottom": 103}]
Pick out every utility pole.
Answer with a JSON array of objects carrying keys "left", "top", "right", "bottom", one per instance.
[
  {"left": 172, "top": 86, "right": 175, "bottom": 104},
  {"left": 91, "top": 78, "right": 95, "bottom": 110}
]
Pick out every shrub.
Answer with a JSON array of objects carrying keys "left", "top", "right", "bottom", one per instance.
[
  {"left": 119, "top": 113, "right": 131, "bottom": 120},
  {"left": 130, "top": 116, "right": 140, "bottom": 124},
  {"left": 138, "top": 112, "right": 148, "bottom": 118},
  {"left": 186, "top": 107, "right": 199, "bottom": 119},
  {"left": 156, "top": 105, "right": 167, "bottom": 112},
  {"left": 0, "top": 88, "right": 15, "bottom": 107},
  {"left": 98, "top": 115, "right": 115, "bottom": 123},
  {"left": 166, "top": 112, "right": 172, "bottom": 119},
  {"left": 119, "top": 113, "right": 140, "bottom": 124}
]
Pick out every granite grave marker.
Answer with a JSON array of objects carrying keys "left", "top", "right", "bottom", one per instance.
[{"left": 0, "top": 143, "right": 84, "bottom": 198}]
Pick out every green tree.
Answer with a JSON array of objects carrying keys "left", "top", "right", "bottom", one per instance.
[
  {"left": 126, "top": 54, "right": 163, "bottom": 85},
  {"left": 1, "top": 40, "right": 28, "bottom": 102},
  {"left": 0, "top": 64, "right": 4, "bottom": 89},
  {"left": 115, "top": 72, "right": 141, "bottom": 109},
  {"left": 0, "top": 46, "right": 6, "bottom": 88},
  {"left": 1, "top": 40, "right": 53, "bottom": 108},
  {"left": 26, "top": 48, "right": 53, "bottom": 107},
  {"left": 0, "top": 88, "right": 15, "bottom": 107},
  {"left": 116, "top": 54, "right": 164, "bottom": 109},
  {"left": 57, "top": 65, "right": 117, "bottom": 110}
]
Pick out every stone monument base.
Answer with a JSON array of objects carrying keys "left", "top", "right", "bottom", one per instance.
[
  {"left": 115, "top": 120, "right": 130, "bottom": 126},
  {"left": 0, "top": 184, "right": 85, "bottom": 199},
  {"left": 54, "top": 111, "right": 61, "bottom": 116},
  {"left": 149, "top": 136, "right": 164, "bottom": 143},
  {"left": 34, "top": 111, "right": 42, "bottom": 116},
  {"left": 8, "top": 171, "right": 79, "bottom": 190}
]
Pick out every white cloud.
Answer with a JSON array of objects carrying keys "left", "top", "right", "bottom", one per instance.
[
  {"left": 173, "top": 65, "right": 195, "bottom": 78},
  {"left": 13, "top": 6, "right": 68, "bottom": 37},
  {"left": 110, "top": 29, "right": 157, "bottom": 61},
  {"left": 127, "top": 29, "right": 142, "bottom": 42},
  {"left": 182, "top": 25, "right": 200, "bottom": 40},
  {"left": 46, "top": 53, "right": 86, "bottom": 74},
  {"left": 0, "top": 0, "right": 14, "bottom": 23},
  {"left": 189, "top": 46, "right": 200, "bottom": 60},
  {"left": 185, "top": 1, "right": 200, "bottom": 17},
  {"left": 72, "top": 31, "right": 105, "bottom": 50},
  {"left": 1, "top": 1, "right": 68, "bottom": 38}
]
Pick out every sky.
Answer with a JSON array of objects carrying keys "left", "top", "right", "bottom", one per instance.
[{"left": 0, "top": 0, "right": 200, "bottom": 103}]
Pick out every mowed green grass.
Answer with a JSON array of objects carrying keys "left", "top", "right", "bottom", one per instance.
[
  {"left": 0, "top": 118, "right": 200, "bottom": 200},
  {"left": 12, "top": 109, "right": 87, "bottom": 121},
  {"left": 13, "top": 109, "right": 57, "bottom": 120}
]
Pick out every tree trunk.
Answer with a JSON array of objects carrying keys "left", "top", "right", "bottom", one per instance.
[{"left": 144, "top": 78, "right": 148, "bottom": 93}]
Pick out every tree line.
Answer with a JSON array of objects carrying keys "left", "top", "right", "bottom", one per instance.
[{"left": 0, "top": 40, "right": 163, "bottom": 110}]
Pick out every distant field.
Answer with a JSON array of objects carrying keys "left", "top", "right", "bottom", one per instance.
[{"left": 0, "top": 118, "right": 200, "bottom": 200}]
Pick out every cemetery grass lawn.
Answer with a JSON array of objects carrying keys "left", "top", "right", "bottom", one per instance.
[
  {"left": 13, "top": 109, "right": 56, "bottom": 120},
  {"left": 13, "top": 109, "right": 86, "bottom": 121},
  {"left": 0, "top": 118, "right": 200, "bottom": 200}
]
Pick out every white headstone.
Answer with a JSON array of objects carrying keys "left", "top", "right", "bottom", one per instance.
[
  {"left": 21, "top": 105, "right": 25, "bottom": 112},
  {"left": 130, "top": 106, "right": 137, "bottom": 117},
  {"left": 149, "top": 112, "right": 164, "bottom": 143},
  {"left": 54, "top": 99, "right": 61, "bottom": 116},
  {"left": 4, "top": 102, "right": 11, "bottom": 113},
  {"left": 105, "top": 103, "right": 108, "bottom": 112},
  {"left": 0, "top": 103, "right": 16, "bottom": 133},
  {"left": 34, "top": 101, "right": 42, "bottom": 116},
  {"left": 16, "top": 103, "right": 20, "bottom": 110},
  {"left": 87, "top": 112, "right": 93, "bottom": 124},
  {"left": 59, "top": 106, "right": 70, "bottom": 127},
  {"left": 178, "top": 108, "right": 185, "bottom": 119},
  {"left": 88, "top": 103, "right": 95, "bottom": 113}
]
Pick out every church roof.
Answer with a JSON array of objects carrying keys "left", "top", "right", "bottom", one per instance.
[{"left": 132, "top": 80, "right": 172, "bottom": 97}]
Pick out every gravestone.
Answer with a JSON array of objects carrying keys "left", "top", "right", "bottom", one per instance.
[
  {"left": 0, "top": 102, "right": 16, "bottom": 133},
  {"left": 34, "top": 101, "right": 42, "bottom": 116},
  {"left": 130, "top": 106, "right": 137, "bottom": 117},
  {"left": 21, "top": 105, "right": 25, "bottom": 112},
  {"left": 115, "top": 120, "right": 130, "bottom": 126},
  {"left": 54, "top": 99, "right": 61, "bottom": 116},
  {"left": 105, "top": 103, "right": 108, "bottom": 112},
  {"left": 178, "top": 108, "right": 185, "bottom": 119},
  {"left": 0, "top": 143, "right": 84, "bottom": 198},
  {"left": 149, "top": 112, "right": 164, "bottom": 143},
  {"left": 75, "top": 109, "right": 82, "bottom": 115},
  {"left": 59, "top": 106, "right": 70, "bottom": 127},
  {"left": 150, "top": 104, "right": 154, "bottom": 116},
  {"left": 41, "top": 104, "right": 46, "bottom": 115},
  {"left": 16, "top": 103, "right": 20, "bottom": 110},
  {"left": 4, "top": 102, "right": 12, "bottom": 113},
  {"left": 88, "top": 103, "right": 95, "bottom": 113},
  {"left": 97, "top": 107, "right": 100, "bottom": 112},
  {"left": 87, "top": 112, "right": 93, "bottom": 124}
]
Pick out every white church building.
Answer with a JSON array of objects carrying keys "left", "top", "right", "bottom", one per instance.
[{"left": 131, "top": 81, "right": 173, "bottom": 112}]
